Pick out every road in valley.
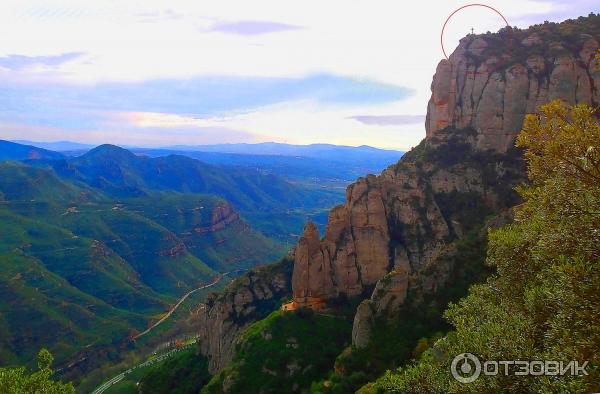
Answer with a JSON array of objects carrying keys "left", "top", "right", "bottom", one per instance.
[
  {"left": 91, "top": 269, "right": 245, "bottom": 394},
  {"left": 133, "top": 270, "right": 243, "bottom": 340},
  {"left": 90, "top": 345, "right": 194, "bottom": 394}
]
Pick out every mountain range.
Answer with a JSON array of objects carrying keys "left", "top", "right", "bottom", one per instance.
[
  {"left": 0, "top": 140, "right": 404, "bottom": 369},
  {"left": 0, "top": 140, "right": 65, "bottom": 161},
  {"left": 3, "top": 12, "right": 600, "bottom": 394},
  {"left": 136, "top": 13, "right": 600, "bottom": 394},
  {"left": 13, "top": 140, "right": 404, "bottom": 183},
  {"left": 0, "top": 157, "right": 279, "bottom": 366}
]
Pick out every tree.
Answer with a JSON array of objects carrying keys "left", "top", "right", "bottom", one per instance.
[
  {"left": 0, "top": 349, "right": 75, "bottom": 393},
  {"left": 366, "top": 100, "right": 600, "bottom": 393}
]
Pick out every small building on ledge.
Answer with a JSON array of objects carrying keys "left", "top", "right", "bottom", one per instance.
[{"left": 281, "top": 296, "right": 326, "bottom": 312}]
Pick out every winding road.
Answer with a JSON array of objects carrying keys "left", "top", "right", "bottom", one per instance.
[
  {"left": 91, "top": 269, "right": 245, "bottom": 394},
  {"left": 133, "top": 270, "right": 243, "bottom": 340}
]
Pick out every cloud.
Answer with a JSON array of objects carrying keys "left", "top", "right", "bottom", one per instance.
[
  {"left": 349, "top": 115, "right": 426, "bottom": 126},
  {"left": 115, "top": 112, "right": 213, "bottom": 128},
  {"left": 207, "top": 20, "right": 303, "bottom": 35},
  {"left": 504, "top": 0, "right": 597, "bottom": 26},
  {"left": 135, "top": 9, "right": 184, "bottom": 23},
  {"left": 0, "top": 73, "right": 416, "bottom": 148},
  {"left": 0, "top": 74, "right": 413, "bottom": 123},
  {"left": 0, "top": 52, "right": 84, "bottom": 71},
  {"left": 0, "top": 120, "right": 260, "bottom": 147},
  {"left": 1, "top": 0, "right": 586, "bottom": 150}
]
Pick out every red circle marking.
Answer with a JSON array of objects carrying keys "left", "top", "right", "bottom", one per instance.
[{"left": 441, "top": 3, "right": 511, "bottom": 60}]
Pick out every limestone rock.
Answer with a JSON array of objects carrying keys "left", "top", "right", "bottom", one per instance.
[
  {"left": 352, "top": 300, "right": 374, "bottom": 349},
  {"left": 196, "top": 260, "right": 293, "bottom": 373},
  {"left": 371, "top": 268, "right": 409, "bottom": 315},
  {"left": 193, "top": 203, "right": 241, "bottom": 234},
  {"left": 351, "top": 268, "right": 409, "bottom": 348},
  {"left": 294, "top": 22, "right": 599, "bottom": 350},
  {"left": 426, "top": 32, "right": 598, "bottom": 152}
]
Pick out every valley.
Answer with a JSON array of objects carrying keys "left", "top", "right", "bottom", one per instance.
[
  {"left": 98, "top": 13, "right": 599, "bottom": 394},
  {"left": 0, "top": 139, "right": 401, "bottom": 389},
  {"left": 0, "top": 6, "right": 599, "bottom": 394}
]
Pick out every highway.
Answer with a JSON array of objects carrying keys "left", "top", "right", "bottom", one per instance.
[
  {"left": 133, "top": 274, "right": 224, "bottom": 340},
  {"left": 90, "top": 345, "right": 193, "bottom": 394},
  {"left": 91, "top": 269, "right": 245, "bottom": 394}
]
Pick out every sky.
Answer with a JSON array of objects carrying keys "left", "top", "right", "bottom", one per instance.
[{"left": 0, "top": 0, "right": 596, "bottom": 150}]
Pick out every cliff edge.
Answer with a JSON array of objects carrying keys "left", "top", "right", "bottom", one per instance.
[{"left": 290, "top": 17, "right": 599, "bottom": 347}]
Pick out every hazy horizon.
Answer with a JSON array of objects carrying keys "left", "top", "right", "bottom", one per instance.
[
  {"left": 0, "top": 0, "right": 595, "bottom": 150},
  {"left": 10, "top": 138, "right": 405, "bottom": 152}
]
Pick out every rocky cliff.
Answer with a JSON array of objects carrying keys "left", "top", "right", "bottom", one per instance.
[
  {"left": 193, "top": 203, "right": 243, "bottom": 234},
  {"left": 290, "top": 16, "right": 600, "bottom": 347},
  {"left": 196, "top": 258, "right": 293, "bottom": 373},
  {"left": 427, "top": 24, "right": 599, "bottom": 152},
  {"left": 188, "top": 16, "right": 600, "bottom": 378}
]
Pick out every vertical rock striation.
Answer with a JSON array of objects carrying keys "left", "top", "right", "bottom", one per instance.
[
  {"left": 196, "top": 259, "right": 293, "bottom": 373},
  {"left": 191, "top": 16, "right": 600, "bottom": 372},
  {"left": 426, "top": 29, "right": 599, "bottom": 152},
  {"left": 289, "top": 18, "right": 600, "bottom": 347}
]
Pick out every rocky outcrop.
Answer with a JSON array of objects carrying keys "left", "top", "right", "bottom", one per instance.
[
  {"left": 193, "top": 203, "right": 241, "bottom": 234},
  {"left": 189, "top": 16, "right": 600, "bottom": 376},
  {"left": 196, "top": 258, "right": 293, "bottom": 373},
  {"left": 352, "top": 301, "right": 375, "bottom": 349},
  {"left": 158, "top": 236, "right": 188, "bottom": 258},
  {"left": 290, "top": 18, "right": 600, "bottom": 348},
  {"left": 292, "top": 146, "right": 505, "bottom": 310},
  {"left": 352, "top": 267, "right": 410, "bottom": 349},
  {"left": 426, "top": 29, "right": 599, "bottom": 152},
  {"left": 292, "top": 175, "right": 395, "bottom": 304}
]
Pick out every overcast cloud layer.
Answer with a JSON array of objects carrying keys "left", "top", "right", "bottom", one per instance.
[{"left": 0, "top": 0, "right": 595, "bottom": 149}]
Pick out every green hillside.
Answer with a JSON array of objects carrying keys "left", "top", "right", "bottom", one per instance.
[
  {"left": 0, "top": 162, "right": 284, "bottom": 369},
  {"left": 0, "top": 140, "right": 64, "bottom": 161},
  {"left": 28, "top": 143, "right": 343, "bottom": 243},
  {"left": 0, "top": 215, "right": 158, "bottom": 366},
  {"left": 45, "top": 144, "right": 339, "bottom": 212}
]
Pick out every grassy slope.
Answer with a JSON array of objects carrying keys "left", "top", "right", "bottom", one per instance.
[
  {"left": 0, "top": 162, "right": 284, "bottom": 369},
  {"left": 42, "top": 145, "right": 344, "bottom": 242},
  {"left": 202, "top": 309, "right": 352, "bottom": 394},
  {"left": 137, "top": 348, "right": 211, "bottom": 394}
]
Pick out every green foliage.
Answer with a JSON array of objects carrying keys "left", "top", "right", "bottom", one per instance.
[
  {"left": 202, "top": 310, "right": 352, "bottom": 394},
  {"left": 0, "top": 349, "right": 74, "bottom": 393},
  {"left": 138, "top": 348, "right": 211, "bottom": 394},
  {"left": 465, "top": 13, "right": 600, "bottom": 76},
  {"left": 367, "top": 101, "right": 600, "bottom": 393},
  {"left": 311, "top": 315, "right": 448, "bottom": 394},
  {"left": 0, "top": 161, "right": 285, "bottom": 372},
  {"left": 311, "top": 231, "right": 490, "bottom": 394},
  {"left": 312, "top": 207, "right": 491, "bottom": 393}
]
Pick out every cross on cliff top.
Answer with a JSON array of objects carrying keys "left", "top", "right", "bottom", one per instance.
[{"left": 470, "top": 27, "right": 475, "bottom": 35}]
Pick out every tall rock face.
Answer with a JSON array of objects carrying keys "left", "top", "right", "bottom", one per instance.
[
  {"left": 292, "top": 179, "right": 390, "bottom": 304},
  {"left": 292, "top": 136, "right": 521, "bottom": 313},
  {"left": 197, "top": 258, "right": 293, "bottom": 373},
  {"left": 290, "top": 16, "right": 600, "bottom": 346},
  {"left": 188, "top": 16, "right": 600, "bottom": 377},
  {"left": 426, "top": 25, "right": 599, "bottom": 152}
]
